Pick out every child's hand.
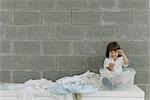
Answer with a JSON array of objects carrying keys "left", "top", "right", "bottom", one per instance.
[
  {"left": 109, "top": 62, "right": 115, "bottom": 68},
  {"left": 107, "top": 62, "right": 115, "bottom": 71},
  {"left": 118, "top": 49, "right": 124, "bottom": 56}
]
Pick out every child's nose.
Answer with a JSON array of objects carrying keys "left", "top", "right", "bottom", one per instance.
[{"left": 112, "top": 53, "right": 116, "bottom": 55}]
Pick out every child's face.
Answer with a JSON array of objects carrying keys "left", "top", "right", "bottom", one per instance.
[{"left": 109, "top": 50, "right": 119, "bottom": 60}]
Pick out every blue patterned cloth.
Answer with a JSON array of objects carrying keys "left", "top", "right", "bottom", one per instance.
[{"left": 47, "top": 71, "right": 101, "bottom": 94}]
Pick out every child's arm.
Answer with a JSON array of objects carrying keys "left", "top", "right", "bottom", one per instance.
[{"left": 118, "top": 49, "right": 129, "bottom": 65}]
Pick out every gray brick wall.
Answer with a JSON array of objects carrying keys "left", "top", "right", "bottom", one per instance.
[{"left": 0, "top": 0, "right": 149, "bottom": 99}]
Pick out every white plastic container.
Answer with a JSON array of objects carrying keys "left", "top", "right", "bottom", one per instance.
[{"left": 100, "top": 68, "right": 136, "bottom": 89}]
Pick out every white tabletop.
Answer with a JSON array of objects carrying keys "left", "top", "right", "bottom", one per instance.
[
  {"left": 81, "top": 85, "right": 145, "bottom": 98},
  {"left": 0, "top": 84, "right": 145, "bottom": 98}
]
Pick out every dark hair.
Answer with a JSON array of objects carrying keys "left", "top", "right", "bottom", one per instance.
[{"left": 106, "top": 41, "right": 121, "bottom": 58}]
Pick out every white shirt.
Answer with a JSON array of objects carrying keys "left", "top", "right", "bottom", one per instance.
[{"left": 103, "top": 57, "right": 128, "bottom": 73}]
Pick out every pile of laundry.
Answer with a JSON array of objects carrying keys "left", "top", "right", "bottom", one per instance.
[{"left": 13, "top": 71, "right": 101, "bottom": 100}]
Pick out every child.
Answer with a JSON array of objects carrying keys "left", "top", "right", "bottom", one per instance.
[{"left": 101, "top": 41, "right": 129, "bottom": 88}]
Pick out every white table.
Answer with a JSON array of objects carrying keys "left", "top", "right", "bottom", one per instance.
[
  {"left": 0, "top": 84, "right": 73, "bottom": 100},
  {"left": 81, "top": 85, "right": 145, "bottom": 100},
  {"left": 0, "top": 84, "right": 144, "bottom": 100}
]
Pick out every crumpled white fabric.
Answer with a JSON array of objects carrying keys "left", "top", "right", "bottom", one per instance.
[
  {"left": 17, "top": 71, "right": 102, "bottom": 100},
  {"left": 18, "top": 79, "right": 53, "bottom": 100}
]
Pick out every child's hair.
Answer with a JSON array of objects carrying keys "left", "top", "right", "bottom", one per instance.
[{"left": 106, "top": 41, "right": 121, "bottom": 58}]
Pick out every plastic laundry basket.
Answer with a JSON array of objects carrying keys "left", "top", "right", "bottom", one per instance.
[{"left": 99, "top": 68, "right": 136, "bottom": 89}]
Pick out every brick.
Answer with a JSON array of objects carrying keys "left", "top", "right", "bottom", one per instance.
[
  {"left": 117, "top": 40, "right": 131, "bottom": 55},
  {"left": 42, "top": 10, "right": 71, "bottom": 24},
  {"left": 118, "top": 0, "right": 131, "bottom": 9},
  {"left": 117, "top": 25, "right": 147, "bottom": 39},
  {"left": 42, "top": 41, "right": 70, "bottom": 54},
  {"left": 0, "top": 52, "right": 56, "bottom": 69},
  {"left": 57, "top": 0, "right": 87, "bottom": 9},
  {"left": 0, "top": 56, "right": 27, "bottom": 69},
  {"left": 2, "top": 26, "right": 26, "bottom": 40},
  {"left": 0, "top": 0, "right": 26, "bottom": 9},
  {"left": 13, "top": 11, "right": 40, "bottom": 25},
  {"left": 148, "top": 54, "right": 150, "bottom": 70},
  {"left": 0, "top": 55, "right": 56, "bottom": 70},
  {"left": 0, "top": 71, "right": 10, "bottom": 82},
  {"left": 86, "top": 24, "right": 116, "bottom": 39},
  {"left": 58, "top": 55, "right": 85, "bottom": 69},
  {"left": 72, "top": 10, "right": 100, "bottom": 24},
  {"left": 26, "top": 56, "right": 56, "bottom": 69},
  {"left": 135, "top": 71, "right": 149, "bottom": 84},
  {"left": 0, "top": 41, "right": 10, "bottom": 54},
  {"left": 0, "top": 55, "right": 56, "bottom": 69},
  {"left": 149, "top": 0, "right": 150, "bottom": 9},
  {"left": 13, "top": 71, "right": 40, "bottom": 83},
  {"left": 56, "top": 25, "right": 85, "bottom": 40},
  {"left": 27, "top": 0, "right": 55, "bottom": 9},
  {"left": 0, "top": 10, "right": 10, "bottom": 24},
  {"left": 72, "top": 40, "right": 101, "bottom": 54},
  {"left": 149, "top": 26, "right": 150, "bottom": 39},
  {"left": 13, "top": 41, "right": 40, "bottom": 55},
  {"left": 101, "top": 0, "right": 116, "bottom": 9},
  {"left": 88, "top": 0, "right": 101, "bottom": 9},
  {"left": 102, "top": 10, "right": 130, "bottom": 24},
  {"left": 42, "top": 25, "right": 56, "bottom": 39},
  {"left": 43, "top": 70, "right": 72, "bottom": 81},
  {"left": 129, "top": 55, "right": 148, "bottom": 70},
  {"left": 131, "top": 0, "right": 147, "bottom": 9},
  {"left": 118, "top": 0, "right": 147, "bottom": 9},
  {"left": 26, "top": 26, "right": 44, "bottom": 40},
  {"left": 26, "top": 25, "right": 56, "bottom": 40},
  {"left": 0, "top": 26, "right": 5, "bottom": 39},
  {"left": 87, "top": 54, "right": 105, "bottom": 69},
  {"left": 132, "top": 10, "right": 149, "bottom": 25},
  {"left": 131, "top": 41, "right": 149, "bottom": 54}
]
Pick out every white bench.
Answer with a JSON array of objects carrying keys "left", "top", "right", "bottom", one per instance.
[
  {"left": 0, "top": 90, "right": 73, "bottom": 100},
  {"left": 81, "top": 85, "right": 145, "bottom": 100},
  {"left": 0, "top": 84, "right": 144, "bottom": 100}
]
